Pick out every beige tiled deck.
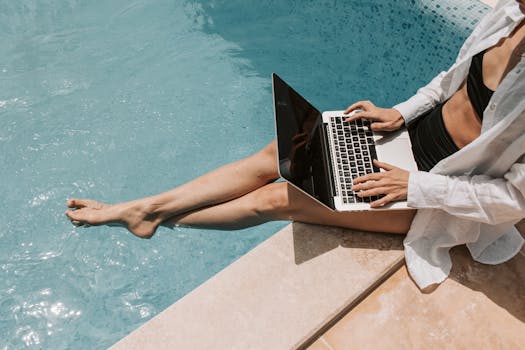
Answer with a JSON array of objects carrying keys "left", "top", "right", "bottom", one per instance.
[
  {"left": 309, "top": 225, "right": 525, "bottom": 349},
  {"left": 110, "top": 223, "right": 405, "bottom": 350}
]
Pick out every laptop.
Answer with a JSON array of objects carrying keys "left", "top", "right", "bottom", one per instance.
[{"left": 272, "top": 73, "right": 417, "bottom": 211}]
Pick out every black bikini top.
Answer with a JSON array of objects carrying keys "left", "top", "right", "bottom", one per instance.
[{"left": 467, "top": 50, "right": 494, "bottom": 121}]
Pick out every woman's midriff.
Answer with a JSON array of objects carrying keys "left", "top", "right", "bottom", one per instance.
[
  {"left": 439, "top": 19, "right": 525, "bottom": 150},
  {"left": 441, "top": 83, "right": 482, "bottom": 149}
]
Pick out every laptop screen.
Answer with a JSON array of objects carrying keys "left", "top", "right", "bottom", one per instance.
[{"left": 272, "top": 73, "right": 334, "bottom": 208}]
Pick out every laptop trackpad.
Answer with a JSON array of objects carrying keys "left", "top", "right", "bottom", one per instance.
[{"left": 376, "top": 138, "right": 417, "bottom": 171}]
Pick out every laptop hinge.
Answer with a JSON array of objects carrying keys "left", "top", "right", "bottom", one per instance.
[{"left": 321, "top": 122, "right": 336, "bottom": 209}]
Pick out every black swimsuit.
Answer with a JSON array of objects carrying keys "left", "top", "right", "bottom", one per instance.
[
  {"left": 466, "top": 50, "right": 495, "bottom": 120},
  {"left": 408, "top": 50, "right": 494, "bottom": 171}
]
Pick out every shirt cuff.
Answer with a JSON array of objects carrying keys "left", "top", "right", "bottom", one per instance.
[
  {"left": 407, "top": 171, "right": 448, "bottom": 208},
  {"left": 393, "top": 94, "right": 433, "bottom": 125}
]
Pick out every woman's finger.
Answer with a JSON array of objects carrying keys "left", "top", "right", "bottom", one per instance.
[
  {"left": 370, "top": 193, "right": 396, "bottom": 208},
  {"left": 353, "top": 172, "right": 383, "bottom": 185},
  {"left": 344, "top": 101, "right": 367, "bottom": 114},
  {"left": 344, "top": 100, "right": 375, "bottom": 114},
  {"left": 352, "top": 179, "right": 387, "bottom": 192},
  {"left": 344, "top": 111, "right": 386, "bottom": 123},
  {"left": 344, "top": 112, "right": 363, "bottom": 123},
  {"left": 356, "top": 187, "right": 389, "bottom": 198},
  {"left": 370, "top": 121, "right": 394, "bottom": 131},
  {"left": 373, "top": 159, "right": 396, "bottom": 171}
]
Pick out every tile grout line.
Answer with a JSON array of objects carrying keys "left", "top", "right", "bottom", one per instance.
[
  {"left": 319, "top": 337, "right": 336, "bottom": 350},
  {"left": 295, "top": 256, "right": 405, "bottom": 350},
  {"left": 478, "top": 0, "right": 496, "bottom": 7}
]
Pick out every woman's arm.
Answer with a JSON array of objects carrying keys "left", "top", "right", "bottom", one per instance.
[
  {"left": 344, "top": 101, "right": 405, "bottom": 131},
  {"left": 353, "top": 158, "right": 525, "bottom": 225},
  {"left": 392, "top": 70, "right": 450, "bottom": 125},
  {"left": 407, "top": 161, "right": 525, "bottom": 225}
]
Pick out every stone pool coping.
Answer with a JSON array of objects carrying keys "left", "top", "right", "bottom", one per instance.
[
  {"left": 109, "top": 223, "right": 406, "bottom": 349},
  {"left": 308, "top": 242, "right": 525, "bottom": 349}
]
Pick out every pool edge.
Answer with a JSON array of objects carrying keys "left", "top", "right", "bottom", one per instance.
[{"left": 108, "top": 223, "right": 405, "bottom": 350}]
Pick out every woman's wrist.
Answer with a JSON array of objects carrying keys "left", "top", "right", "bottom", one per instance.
[{"left": 390, "top": 108, "right": 405, "bottom": 128}]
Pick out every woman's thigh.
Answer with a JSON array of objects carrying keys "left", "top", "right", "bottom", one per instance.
[{"left": 266, "top": 182, "right": 416, "bottom": 234}]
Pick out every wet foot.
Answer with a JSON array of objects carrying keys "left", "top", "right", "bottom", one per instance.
[{"left": 65, "top": 198, "right": 162, "bottom": 238}]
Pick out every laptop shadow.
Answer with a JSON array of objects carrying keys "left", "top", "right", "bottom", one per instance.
[
  {"left": 291, "top": 221, "right": 403, "bottom": 265},
  {"left": 292, "top": 221, "right": 525, "bottom": 323}
]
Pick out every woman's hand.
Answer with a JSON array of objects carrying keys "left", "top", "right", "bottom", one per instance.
[
  {"left": 352, "top": 160, "right": 410, "bottom": 208},
  {"left": 344, "top": 100, "right": 405, "bottom": 132}
]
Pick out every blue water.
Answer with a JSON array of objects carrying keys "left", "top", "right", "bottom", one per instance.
[{"left": 0, "top": 0, "right": 487, "bottom": 348}]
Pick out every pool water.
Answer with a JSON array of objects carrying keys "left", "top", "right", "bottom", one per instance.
[{"left": 0, "top": 0, "right": 487, "bottom": 348}]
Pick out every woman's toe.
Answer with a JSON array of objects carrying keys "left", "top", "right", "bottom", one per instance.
[
  {"left": 67, "top": 198, "right": 91, "bottom": 208},
  {"left": 71, "top": 219, "right": 84, "bottom": 227},
  {"left": 67, "top": 198, "right": 107, "bottom": 210},
  {"left": 67, "top": 199, "right": 78, "bottom": 208}
]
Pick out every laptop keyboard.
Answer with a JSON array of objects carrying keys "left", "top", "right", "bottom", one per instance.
[{"left": 329, "top": 116, "right": 381, "bottom": 204}]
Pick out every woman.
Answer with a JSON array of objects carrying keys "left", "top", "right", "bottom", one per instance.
[{"left": 66, "top": 0, "right": 525, "bottom": 288}]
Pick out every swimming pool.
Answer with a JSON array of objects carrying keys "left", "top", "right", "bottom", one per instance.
[{"left": 0, "top": 0, "right": 488, "bottom": 348}]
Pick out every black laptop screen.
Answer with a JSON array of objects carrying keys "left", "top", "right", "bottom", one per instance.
[{"left": 273, "top": 74, "right": 333, "bottom": 205}]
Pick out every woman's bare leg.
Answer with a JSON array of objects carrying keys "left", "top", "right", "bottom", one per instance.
[
  {"left": 164, "top": 182, "right": 416, "bottom": 234},
  {"left": 65, "top": 141, "right": 280, "bottom": 237}
]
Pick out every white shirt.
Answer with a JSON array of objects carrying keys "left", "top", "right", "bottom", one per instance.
[{"left": 393, "top": 0, "right": 525, "bottom": 289}]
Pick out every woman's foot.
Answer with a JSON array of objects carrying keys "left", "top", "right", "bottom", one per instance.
[{"left": 65, "top": 199, "right": 162, "bottom": 238}]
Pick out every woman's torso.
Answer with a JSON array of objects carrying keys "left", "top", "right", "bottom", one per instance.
[{"left": 442, "top": 20, "right": 525, "bottom": 149}]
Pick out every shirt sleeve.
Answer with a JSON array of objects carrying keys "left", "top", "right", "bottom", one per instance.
[
  {"left": 392, "top": 70, "right": 450, "bottom": 125},
  {"left": 407, "top": 161, "right": 525, "bottom": 225}
]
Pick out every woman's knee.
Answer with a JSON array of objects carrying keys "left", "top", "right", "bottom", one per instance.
[
  {"left": 254, "top": 140, "right": 279, "bottom": 180},
  {"left": 259, "top": 140, "right": 277, "bottom": 160},
  {"left": 253, "top": 183, "right": 291, "bottom": 219}
]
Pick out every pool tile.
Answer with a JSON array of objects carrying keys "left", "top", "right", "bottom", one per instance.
[{"left": 479, "top": 0, "right": 497, "bottom": 6}]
